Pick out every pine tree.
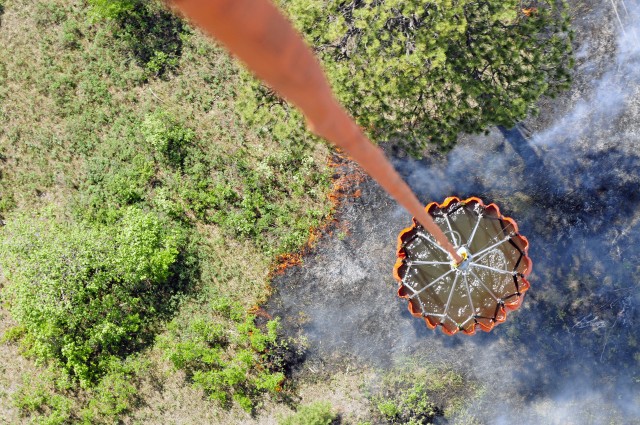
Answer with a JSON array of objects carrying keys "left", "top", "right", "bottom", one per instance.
[{"left": 249, "top": 0, "right": 573, "bottom": 155}]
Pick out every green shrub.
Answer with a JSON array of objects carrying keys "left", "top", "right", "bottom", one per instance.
[
  {"left": 376, "top": 382, "right": 436, "bottom": 425},
  {"left": 178, "top": 147, "right": 329, "bottom": 257},
  {"left": 278, "top": 402, "right": 336, "bottom": 425},
  {"left": 0, "top": 190, "right": 15, "bottom": 213},
  {"left": 11, "top": 355, "right": 147, "bottom": 424},
  {"left": 142, "top": 109, "right": 195, "bottom": 167},
  {"left": 145, "top": 50, "right": 180, "bottom": 76},
  {"left": 88, "top": 0, "right": 137, "bottom": 21},
  {"left": 160, "top": 297, "right": 290, "bottom": 412},
  {"left": 60, "top": 19, "right": 82, "bottom": 49},
  {"left": 79, "top": 356, "right": 148, "bottom": 423},
  {"left": 79, "top": 151, "right": 155, "bottom": 220},
  {"left": 368, "top": 365, "right": 476, "bottom": 424},
  {"left": 12, "top": 368, "right": 74, "bottom": 425},
  {"left": 377, "top": 400, "right": 401, "bottom": 420},
  {"left": 0, "top": 207, "right": 184, "bottom": 386}
]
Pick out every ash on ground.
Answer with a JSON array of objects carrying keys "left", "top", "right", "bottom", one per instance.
[{"left": 267, "top": 1, "right": 640, "bottom": 423}]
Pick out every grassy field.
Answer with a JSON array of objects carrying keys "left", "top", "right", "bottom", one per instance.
[
  {"left": 0, "top": 0, "right": 335, "bottom": 422},
  {"left": 0, "top": 1, "right": 481, "bottom": 423}
]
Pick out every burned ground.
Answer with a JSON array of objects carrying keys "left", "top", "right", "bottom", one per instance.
[{"left": 268, "top": 1, "right": 640, "bottom": 423}]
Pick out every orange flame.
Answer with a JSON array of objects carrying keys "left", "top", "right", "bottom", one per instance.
[{"left": 271, "top": 151, "right": 365, "bottom": 277}]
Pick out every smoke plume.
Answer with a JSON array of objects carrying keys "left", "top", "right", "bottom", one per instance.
[{"left": 268, "top": 1, "right": 640, "bottom": 422}]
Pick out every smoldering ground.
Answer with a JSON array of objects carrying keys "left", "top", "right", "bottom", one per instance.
[{"left": 267, "top": 0, "right": 640, "bottom": 423}]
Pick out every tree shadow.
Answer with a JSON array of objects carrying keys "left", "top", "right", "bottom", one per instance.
[
  {"left": 114, "top": 2, "right": 189, "bottom": 78},
  {"left": 477, "top": 126, "right": 640, "bottom": 402},
  {"left": 498, "top": 125, "right": 546, "bottom": 176}
]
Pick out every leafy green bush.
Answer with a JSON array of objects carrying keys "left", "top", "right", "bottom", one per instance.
[
  {"left": 142, "top": 109, "right": 195, "bottom": 168},
  {"left": 160, "top": 297, "right": 290, "bottom": 412},
  {"left": 12, "top": 355, "right": 148, "bottom": 424},
  {"left": 79, "top": 356, "right": 148, "bottom": 423},
  {"left": 0, "top": 191, "right": 15, "bottom": 214},
  {"left": 79, "top": 151, "right": 155, "bottom": 221},
  {"left": 0, "top": 207, "right": 184, "bottom": 386},
  {"left": 177, "top": 147, "right": 329, "bottom": 256},
  {"left": 88, "top": 0, "right": 137, "bottom": 20},
  {"left": 368, "top": 365, "right": 475, "bottom": 424},
  {"left": 376, "top": 382, "right": 436, "bottom": 425},
  {"left": 252, "top": 0, "right": 573, "bottom": 154},
  {"left": 13, "top": 369, "right": 74, "bottom": 425},
  {"left": 278, "top": 402, "right": 337, "bottom": 425}
]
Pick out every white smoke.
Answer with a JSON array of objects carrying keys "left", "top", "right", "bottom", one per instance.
[{"left": 269, "top": 1, "right": 640, "bottom": 423}]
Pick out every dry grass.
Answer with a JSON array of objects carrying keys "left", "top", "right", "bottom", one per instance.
[
  {"left": 0, "top": 0, "right": 339, "bottom": 422},
  {"left": 122, "top": 347, "right": 374, "bottom": 425},
  {"left": 0, "top": 1, "right": 76, "bottom": 211}
]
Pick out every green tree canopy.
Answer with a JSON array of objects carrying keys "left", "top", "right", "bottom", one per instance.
[{"left": 253, "top": 0, "right": 572, "bottom": 155}]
